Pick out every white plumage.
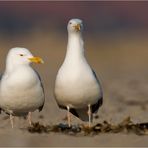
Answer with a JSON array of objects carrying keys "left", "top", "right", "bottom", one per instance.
[
  {"left": 0, "top": 47, "right": 45, "bottom": 128},
  {"left": 54, "top": 19, "right": 103, "bottom": 127}
]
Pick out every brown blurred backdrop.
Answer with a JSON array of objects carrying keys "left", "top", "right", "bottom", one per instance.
[
  {"left": 0, "top": 1, "right": 147, "bottom": 147},
  {"left": 0, "top": 1, "right": 148, "bottom": 32}
]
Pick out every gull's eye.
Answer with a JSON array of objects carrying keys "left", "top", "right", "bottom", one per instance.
[
  {"left": 69, "top": 22, "right": 72, "bottom": 24},
  {"left": 19, "top": 54, "right": 24, "bottom": 56}
]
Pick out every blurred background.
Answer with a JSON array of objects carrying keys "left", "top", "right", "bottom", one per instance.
[
  {"left": 0, "top": 1, "right": 147, "bottom": 147},
  {"left": 0, "top": 1, "right": 148, "bottom": 33}
]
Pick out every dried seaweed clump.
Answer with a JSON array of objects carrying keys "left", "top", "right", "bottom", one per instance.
[
  {"left": 93, "top": 117, "right": 148, "bottom": 135},
  {"left": 28, "top": 117, "right": 148, "bottom": 136}
]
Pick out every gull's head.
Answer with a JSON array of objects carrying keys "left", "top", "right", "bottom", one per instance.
[
  {"left": 67, "top": 18, "right": 83, "bottom": 34},
  {"left": 6, "top": 47, "right": 44, "bottom": 67}
]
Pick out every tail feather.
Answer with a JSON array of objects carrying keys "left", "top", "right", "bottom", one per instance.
[
  {"left": 75, "top": 108, "right": 90, "bottom": 121},
  {"left": 73, "top": 97, "right": 103, "bottom": 121}
]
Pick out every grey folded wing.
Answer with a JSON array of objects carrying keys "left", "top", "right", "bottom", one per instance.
[
  {"left": 91, "top": 69, "right": 103, "bottom": 113},
  {"left": 35, "top": 70, "right": 45, "bottom": 112}
]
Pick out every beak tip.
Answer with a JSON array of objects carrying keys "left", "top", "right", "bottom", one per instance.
[
  {"left": 74, "top": 24, "right": 81, "bottom": 31},
  {"left": 29, "top": 57, "right": 44, "bottom": 64}
]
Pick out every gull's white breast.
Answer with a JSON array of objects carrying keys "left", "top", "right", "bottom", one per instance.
[
  {"left": 55, "top": 59, "right": 102, "bottom": 109},
  {"left": 0, "top": 66, "right": 44, "bottom": 114}
]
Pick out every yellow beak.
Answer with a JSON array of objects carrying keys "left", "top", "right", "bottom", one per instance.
[
  {"left": 28, "top": 57, "right": 44, "bottom": 64},
  {"left": 74, "top": 24, "right": 81, "bottom": 31}
]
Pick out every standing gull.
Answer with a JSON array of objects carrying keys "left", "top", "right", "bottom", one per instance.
[
  {"left": 0, "top": 47, "right": 45, "bottom": 128},
  {"left": 54, "top": 18, "right": 103, "bottom": 127}
]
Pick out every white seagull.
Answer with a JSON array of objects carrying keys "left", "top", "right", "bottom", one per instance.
[
  {"left": 54, "top": 18, "right": 103, "bottom": 127},
  {"left": 0, "top": 47, "right": 45, "bottom": 128}
]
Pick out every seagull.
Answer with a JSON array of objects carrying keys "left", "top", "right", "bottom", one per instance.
[
  {"left": 0, "top": 47, "right": 45, "bottom": 128},
  {"left": 54, "top": 18, "right": 103, "bottom": 127}
]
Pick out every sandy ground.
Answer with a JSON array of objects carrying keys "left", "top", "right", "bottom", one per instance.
[{"left": 0, "top": 30, "right": 147, "bottom": 146}]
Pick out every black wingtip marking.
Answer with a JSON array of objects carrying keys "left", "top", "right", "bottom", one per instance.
[
  {"left": 69, "top": 108, "right": 79, "bottom": 118},
  {"left": 92, "top": 96, "right": 103, "bottom": 113},
  {"left": 38, "top": 104, "right": 44, "bottom": 112}
]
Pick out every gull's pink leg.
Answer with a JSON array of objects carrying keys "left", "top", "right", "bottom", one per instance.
[
  {"left": 67, "top": 106, "right": 71, "bottom": 127},
  {"left": 27, "top": 112, "right": 32, "bottom": 126},
  {"left": 87, "top": 104, "right": 92, "bottom": 128},
  {"left": 10, "top": 114, "right": 14, "bottom": 128}
]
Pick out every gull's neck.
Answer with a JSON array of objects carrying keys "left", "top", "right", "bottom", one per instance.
[{"left": 65, "top": 32, "right": 85, "bottom": 63}]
